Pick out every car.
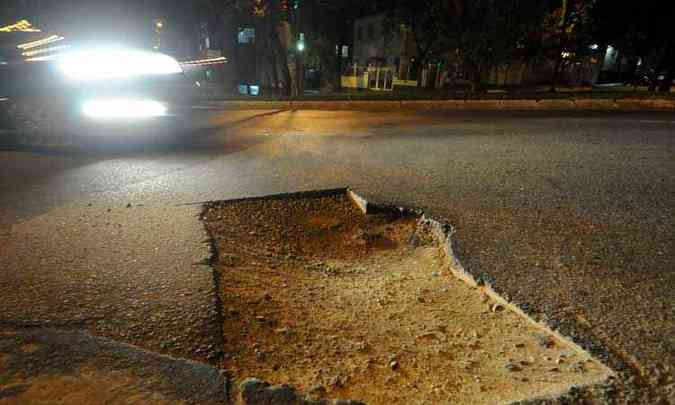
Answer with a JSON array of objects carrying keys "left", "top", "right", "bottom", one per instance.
[{"left": 1, "top": 39, "right": 199, "bottom": 145}]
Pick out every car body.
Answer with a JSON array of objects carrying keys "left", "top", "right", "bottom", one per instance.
[{"left": 1, "top": 37, "right": 200, "bottom": 143}]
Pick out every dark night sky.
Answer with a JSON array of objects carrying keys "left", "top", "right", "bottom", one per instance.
[{"left": 3, "top": 0, "right": 203, "bottom": 55}]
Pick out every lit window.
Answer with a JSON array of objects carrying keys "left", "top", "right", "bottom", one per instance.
[{"left": 238, "top": 28, "right": 255, "bottom": 44}]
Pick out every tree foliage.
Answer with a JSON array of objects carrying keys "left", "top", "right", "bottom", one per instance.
[
  {"left": 383, "top": 0, "right": 449, "bottom": 70},
  {"left": 447, "top": 0, "right": 548, "bottom": 89},
  {"left": 383, "top": 0, "right": 546, "bottom": 90}
]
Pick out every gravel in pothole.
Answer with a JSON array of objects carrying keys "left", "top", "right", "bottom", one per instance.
[{"left": 202, "top": 193, "right": 611, "bottom": 404}]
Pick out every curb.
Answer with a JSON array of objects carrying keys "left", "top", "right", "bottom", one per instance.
[{"left": 206, "top": 98, "right": 675, "bottom": 112}]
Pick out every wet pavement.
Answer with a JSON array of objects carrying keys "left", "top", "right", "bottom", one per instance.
[{"left": 0, "top": 109, "right": 673, "bottom": 402}]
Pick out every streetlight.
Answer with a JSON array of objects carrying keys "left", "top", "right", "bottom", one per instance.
[{"left": 154, "top": 19, "right": 164, "bottom": 50}]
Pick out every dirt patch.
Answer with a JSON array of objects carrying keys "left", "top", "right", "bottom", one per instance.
[{"left": 203, "top": 192, "right": 612, "bottom": 404}]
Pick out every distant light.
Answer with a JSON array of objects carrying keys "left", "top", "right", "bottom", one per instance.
[
  {"left": 82, "top": 99, "right": 167, "bottom": 120},
  {"left": 57, "top": 48, "right": 182, "bottom": 81},
  {"left": 589, "top": 44, "right": 599, "bottom": 50},
  {"left": 180, "top": 56, "right": 228, "bottom": 67},
  {"left": 297, "top": 42, "right": 305, "bottom": 52},
  {"left": 21, "top": 44, "right": 70, "bottom": 57},
  {"left": 25, "top": 55, "right": 59, "bottom": 62},
  {"left": 17, "top": 35, "right": 64, "bottom": 50},
  {"left": 0, "top": 19, "right": 40, "bottom": 33}
]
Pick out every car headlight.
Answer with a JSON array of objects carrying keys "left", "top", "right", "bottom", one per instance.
[
  {"left": 82, "top": 98, "right": 167, "bottom": 119},
  {"left": 57, "top": 48, "right": 182, "bottom": 81}
]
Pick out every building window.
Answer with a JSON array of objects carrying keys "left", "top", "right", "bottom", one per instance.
[
  {"left": 357, "top": 26, "right": 363, "bottom": 41},
  {"left": 238, "top": 27, "right": 255, "bottom": 44}
]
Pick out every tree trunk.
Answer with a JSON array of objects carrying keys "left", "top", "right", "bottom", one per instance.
[
  {"left": 334, "top": 44, "right": 343, "bottom": 92},
  {"left": 474, "top": 65, "right": 485, "bottom": 93},
  {"left": 266, "top": 41, "right": 280, "bottom": 91},
  {"left": 658, "top": 43, "right": 675, "bottom": 93},
  {"left": 518, "top": 60, "right": 529, "bottom": 86},
  {"left": 296, "top": 53, "right": 304, "bottom": 97},
  {"left": 466, "top": 60, "right": 484, "bottom": 93},
  {"left": 271, "top": 31, "right": 292, "bottom": 97},
  {"left": 549, "top": 53, "right": 563, "bottom": 92},
  {"left": 411, "top": 59, "right": 422, "bottom": 85}
]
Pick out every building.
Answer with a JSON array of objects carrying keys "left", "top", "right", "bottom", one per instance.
[{"left": 352, "top": 13, "right": 413, "bottom": 75}]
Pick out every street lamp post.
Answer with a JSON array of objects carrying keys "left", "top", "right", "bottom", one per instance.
[
  {"left": 296, "top": 33, "right": 305, "bottom": 97},
  {"left": 154, "top": 19, "right": 164, "bottom": 50}
]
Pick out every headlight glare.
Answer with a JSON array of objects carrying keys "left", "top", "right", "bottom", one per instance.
[
  {"left": 58, "top": 48, "right": 182, "bottom": 81},
  {"left": 82, "top": 98, "right": 168, "bottom": 119}
]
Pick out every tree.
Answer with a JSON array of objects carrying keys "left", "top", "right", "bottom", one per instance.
[
  {"left": 540, "top": 0, "right": 596, "bottom": 91},
  {"left": 382, "top": 0, "right": 450, "bottom": 83},
  {"left": 592, "top": 0, "right": 675, "bottom": 92},
  {"left": 381, "top": 0, "right": 547, "bottom": 91},
  {"left": 305, "top": 0, "right": 379, "bottom": 92},
  {"left": 449, "top": 0, "right": 548, "bottom": 91},
  {"left": 204, "top": 0, "right": 295, "bottom": 95}
]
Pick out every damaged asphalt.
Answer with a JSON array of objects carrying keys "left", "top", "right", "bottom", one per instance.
[{"left": 0, "top": 109, "right": 673, "bottom": 403}]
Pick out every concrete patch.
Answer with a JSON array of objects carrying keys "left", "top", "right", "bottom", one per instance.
[{"left": 202, "top": 189, "right": 613, "bottom": 405}]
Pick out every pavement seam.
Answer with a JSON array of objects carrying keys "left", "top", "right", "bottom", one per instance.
[{"left": 199, "top": 205, "right": 232, "bottom": 402}]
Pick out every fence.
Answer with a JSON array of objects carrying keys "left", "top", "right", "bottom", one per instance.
[
  {"left": 341, "top": 64, "right": 453, "bottom": 91},
  {"left": 341, "top": 65, "right": 395, "bottom": 91}
]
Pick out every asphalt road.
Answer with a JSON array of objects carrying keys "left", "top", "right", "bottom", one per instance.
[{"left": 1, "top": 109, "right": 673, "bottom": 402}]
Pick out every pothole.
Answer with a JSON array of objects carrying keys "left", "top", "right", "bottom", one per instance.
[{"left": 202, "top": 190, "right": 612, "bottom": 405}]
